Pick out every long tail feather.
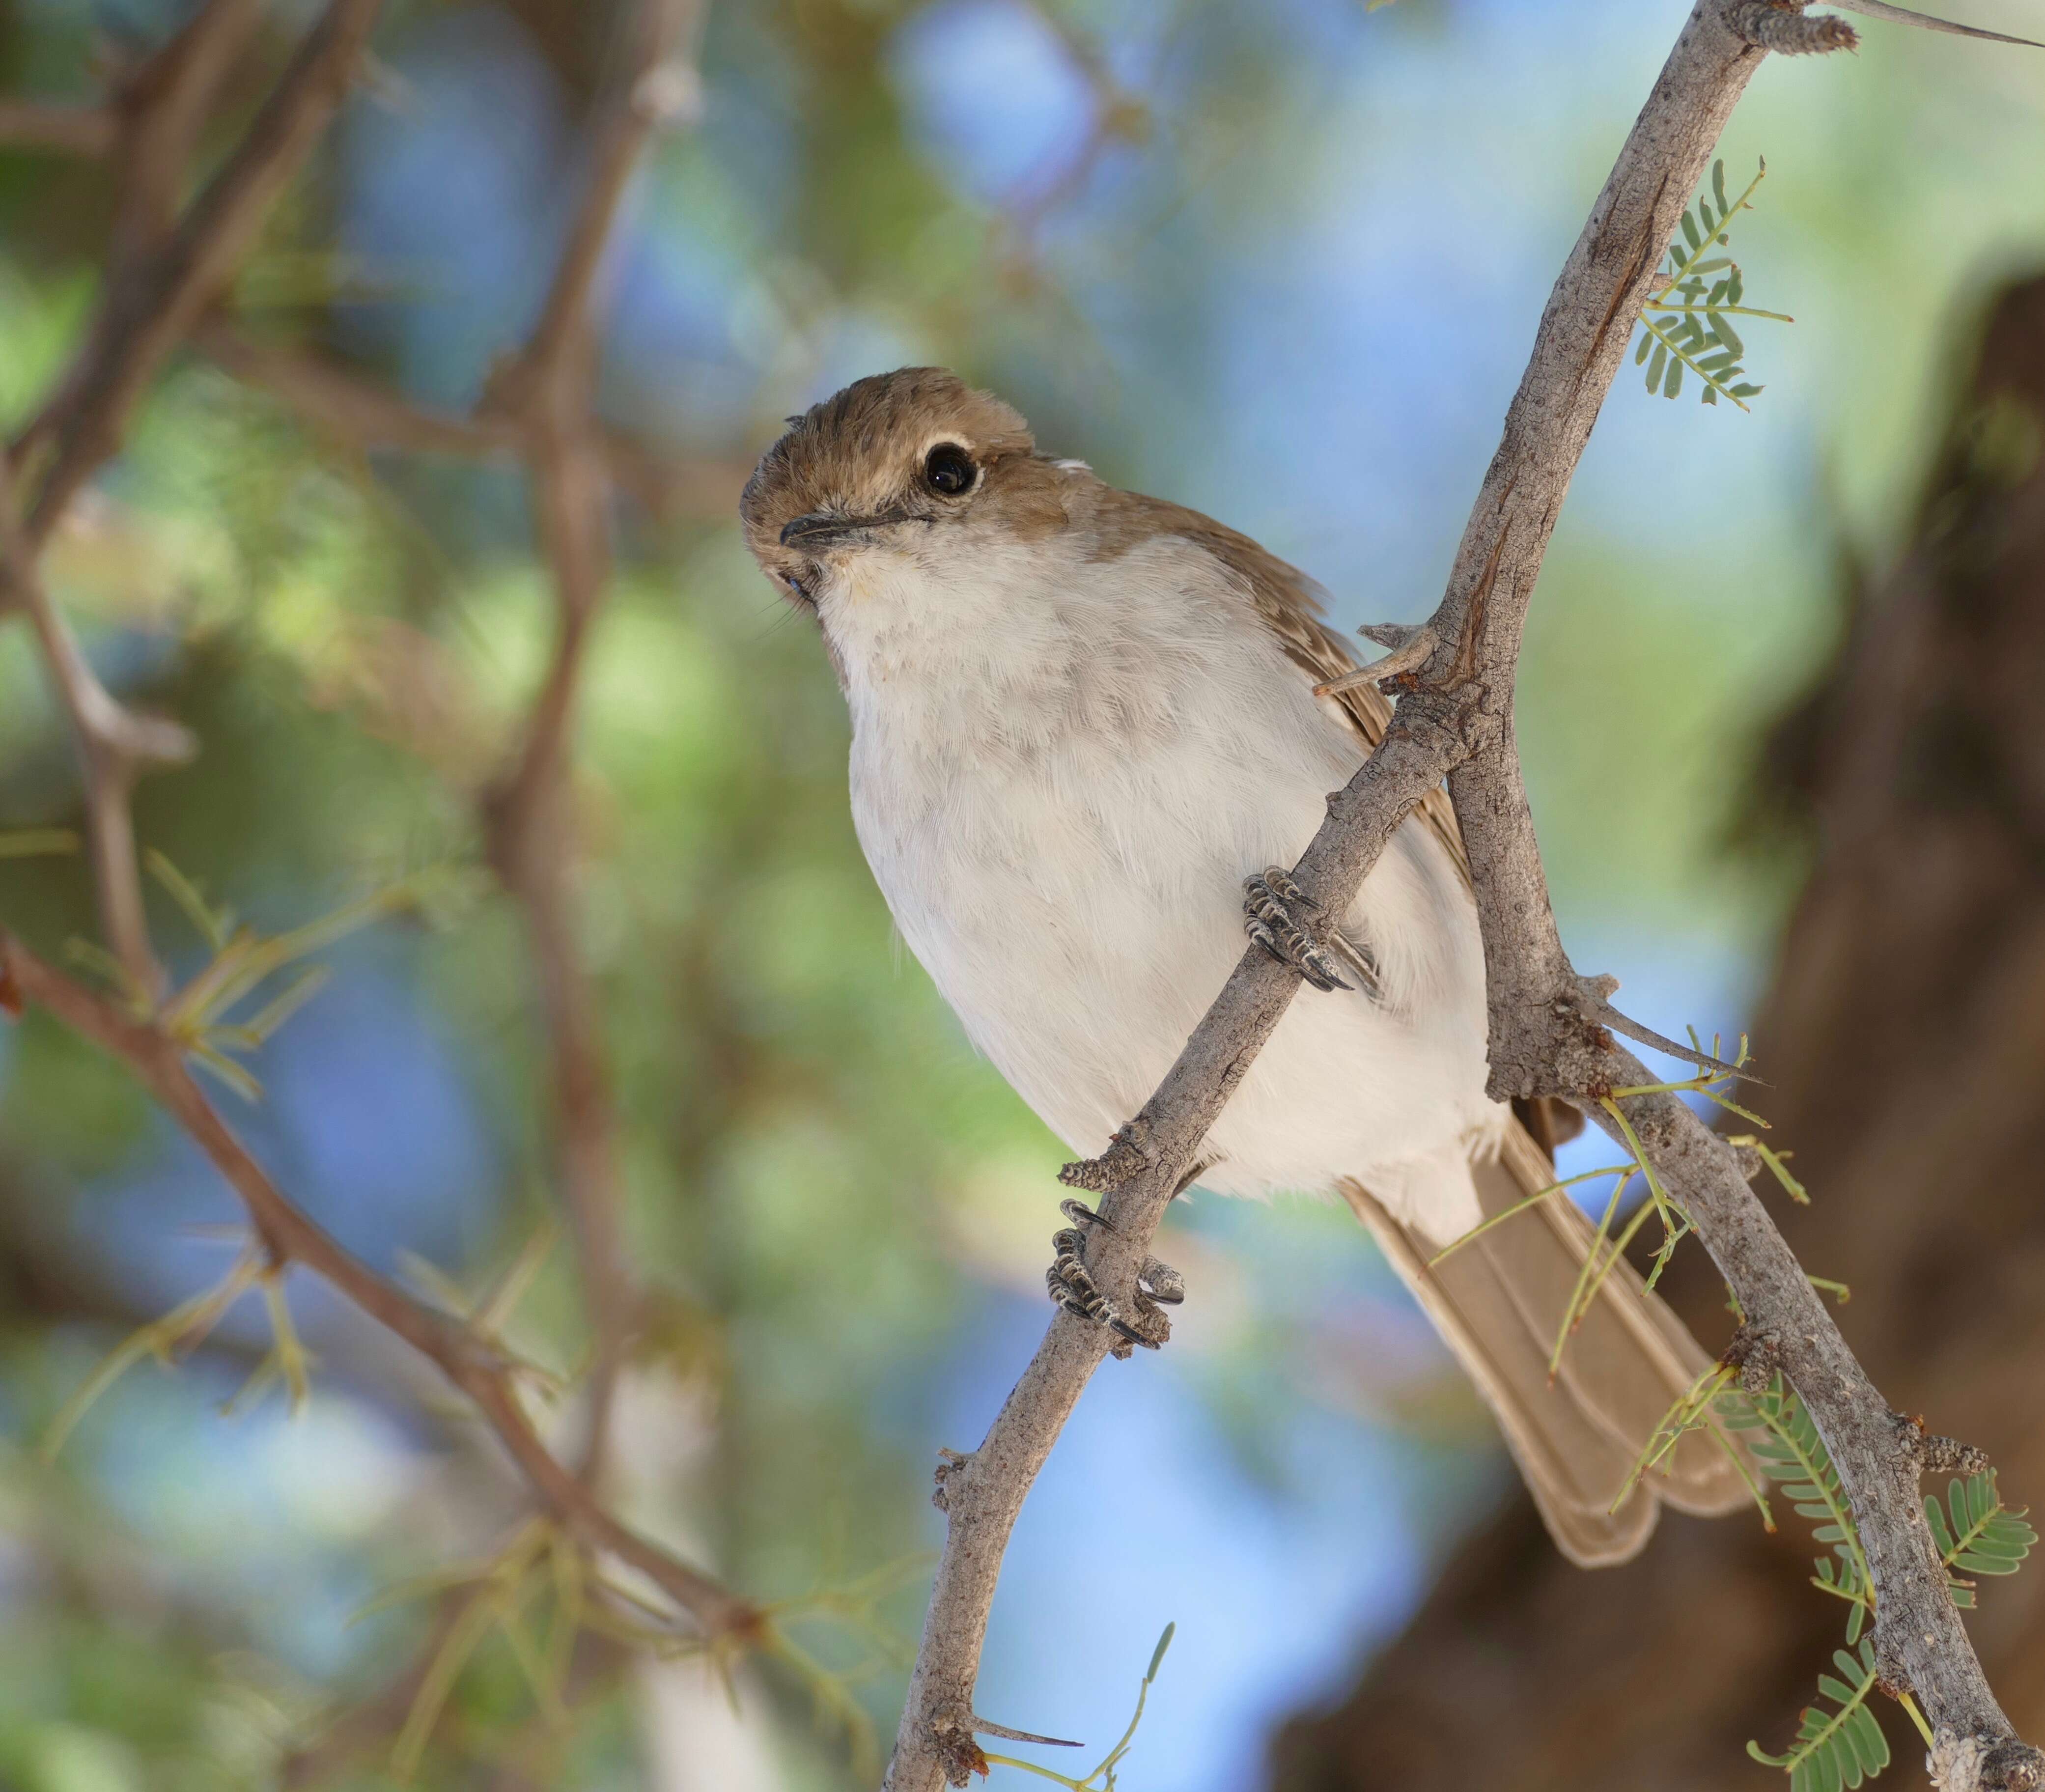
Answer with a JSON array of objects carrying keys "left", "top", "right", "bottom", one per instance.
[{"left": 1339, "top": 1120, "right": 1747, "bottom": 1568}]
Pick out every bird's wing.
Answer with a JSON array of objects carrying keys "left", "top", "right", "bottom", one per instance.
[{"left": 1076, "top": 483, "right": 1472, "bottom": 890}]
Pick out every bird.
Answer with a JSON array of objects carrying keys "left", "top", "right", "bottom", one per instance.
[{"left": 738, "top": 366, "right": 1744, "bottom": 1565}]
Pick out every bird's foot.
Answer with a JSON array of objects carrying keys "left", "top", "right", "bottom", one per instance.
[
  {"left": 1243, "top": 866, "right": 1350, "bottom": 992},
  {"left": 1045, "top": 1198, "right": 1184, "bottom": 1357}
]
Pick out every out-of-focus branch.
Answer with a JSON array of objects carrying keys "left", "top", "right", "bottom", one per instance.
[
  {"left": 11, "top": 0, "right": 386, "bottom": 547},
  {"left": 995, "top": 9, "right": 1146, "bottom": 275},
  {"left": 0, "top": 932, "right": 760, "bottom": 1639},
  {"left": 471, "top": 0, "right": 704, "bottom": 1483},
  {"left": 194, "top": 320, "right": 750, "bottom": 519},
  {"left": 888, "top": 6, "right": 2041, "bottom": 1791},
  {"left": 0, "top": 463, "right": 194, "bottom": 996},
  {"left": 0, "top": 102, "right": 116, "bottom": 156},
  {"left": 106, "top": 0, "right": 268, "bottom": 262}
]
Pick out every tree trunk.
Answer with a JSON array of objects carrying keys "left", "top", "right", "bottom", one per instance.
[{"left": 1271, "top": 273, "right": 2045, "bottom": 1792}]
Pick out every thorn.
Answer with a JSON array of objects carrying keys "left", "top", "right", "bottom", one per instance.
[
  {"left": 1829, "top": 0, "right": 2043, "bottom": 48},
  {"left": 1315, "top": 624, "right": 1441, "bottom": 696},
  {"left": 1357, "top": 621, "right": 1423, "bottom": 649},
  {"left": 971, "top": 1716, "right": 1084, "bottom": 1748}
]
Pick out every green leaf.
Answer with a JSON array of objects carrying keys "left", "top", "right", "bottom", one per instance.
[
  {"left": 1713, "top": 315, "right": 1745, "bottom": 356},
  {"left": 1748, "top": 1638, "right": 1888, "bottom": 1791},
  {"left": 1931, "top": 1473, "right": 2035, "bottom": 1582},
  {"left": 1635, "top": 330, "right": 1652, "bottom": 365},
  {"left": 1146, "top": 1624, "right": 1175, "bottom": 1683},
  {"left": 1713, "top": 158, "right": 1730, "bottom": 213},
  {"left": 1682, "top": 211, "right": 1702, "bottom": 251},
  {"left": 1664, "top": 360, "right": 1682, "bottom": 399},
  {"left": 1647, "top": 341, "right": 1667, "bottom": 391}
]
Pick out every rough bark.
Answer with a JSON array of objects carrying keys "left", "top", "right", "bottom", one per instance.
[{"left": 1272, "top": 271, "right": 2045, "bottom": 1792}]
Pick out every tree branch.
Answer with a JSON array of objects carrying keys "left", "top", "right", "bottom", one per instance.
[
  {"left": 0, "top": 460, "right": 194, "bottom": 997},
  {"left": 0, "top": 932, "right": 758, "bottom": 1638},
  {"left": 194, "top": 320, "right": 750, "bottom": 520},
  {"left": 105, "top": 0, "right": 269, "bottom": 264},
  {"left": 470, "top": 0, "right": 702, "bottom": 1484},
  {"left": 886, "top": 6, "right": 2042, "bottom": 1791},
  {"left": 10, "top": 0, "right": 386, "bottom": 548},
  {"left": 0, "top": 101, "right": 116, "bottom": 156}
]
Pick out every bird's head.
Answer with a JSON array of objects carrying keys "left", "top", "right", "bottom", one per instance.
[{"left": 739, "top": 367, "right": 1064, "bottom": 616}]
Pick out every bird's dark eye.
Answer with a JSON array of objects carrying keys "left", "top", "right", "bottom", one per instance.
[{"left": 923, "top": 443, "right": 976, "bottom": 496}]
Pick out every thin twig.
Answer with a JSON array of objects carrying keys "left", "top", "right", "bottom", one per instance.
[{"left": 0, "top": 461, "right": 194, "bottom": 997}]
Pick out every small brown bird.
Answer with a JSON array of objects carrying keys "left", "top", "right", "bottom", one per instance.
[{"left": 740, "top": 367, "right": 1743, "bottom": 1564}]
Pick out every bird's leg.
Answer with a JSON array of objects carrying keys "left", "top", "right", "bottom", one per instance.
[
  {"left": 1045, "top": 1197, "right": 1184, "bottom": 1356},
  {"left": 1243, "top": 866, "right": 1352, "bottom": 992}
]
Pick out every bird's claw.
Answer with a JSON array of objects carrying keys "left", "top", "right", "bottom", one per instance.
[
  {"left": 1046, "top": 1198, "right": 1182, "bottom": 1355},
  {"left": 1243, "top": 866, "right": 1351, "bottom": 992}
]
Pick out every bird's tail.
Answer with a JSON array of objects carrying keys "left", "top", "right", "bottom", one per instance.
[{"left": 1338, "top": 1120, "right": 1749, "bottom": 1567}]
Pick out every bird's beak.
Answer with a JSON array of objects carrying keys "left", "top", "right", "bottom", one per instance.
[{"left": 779, "top": 508, "right": 912, "bottom": 552}]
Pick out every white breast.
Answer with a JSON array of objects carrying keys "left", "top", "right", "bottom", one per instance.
[{"left": 818, "top": 526, "right": 1504, "bottom": 1238}]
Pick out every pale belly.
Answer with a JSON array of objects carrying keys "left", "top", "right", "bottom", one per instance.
[{"left": 848, "top": 718, "right": 1501, "bottom": 1214}]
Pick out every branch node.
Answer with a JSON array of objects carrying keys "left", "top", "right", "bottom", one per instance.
[
  {"left": 1314, "top": 623, "right": 1441, "bottom": 696},
  {"left": 933, "top": 1447, "right": 971, "bottom": 1513},
  {"left": 1897, "top": 1412, "right": 1994, "bottom": 1477},
  {"left": 1730, "top": 0, "right": 1861, "bottom": 53},
  {"left": 1723, "top": 1323, "right": 1782, "bottom": 1397},
  {"left": 1978, "top": 1738, "right": 2045, "bottom": 1792},
  {"left": 1932, "top": 1730, "right": 2045, "bottom": 1792},
  {"left": 926, "top": 1713, "right": 989, "bottom": 1789},
  {"left": 1058, "top": 1116, "right": 1157, "bottom": 1194}
]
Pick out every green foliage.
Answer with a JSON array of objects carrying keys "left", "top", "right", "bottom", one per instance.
[
  {"left": 1926, "top": 1474, "right": 2036, "bottom": 1606},
  {"left": 1723, "top": 1373, "right": 1871, "bottom": 1637},
  {"left": 38, "top": 1248, "right": 317, "bottom": 1462},
  {"left": 982, "top": 1624, "right": 1175, "bottom": 1791},
  {"left": 1746, "top": 1639, "right": 1890, "bottom": 1792},
  {"left": 132, "top": 850, "right": 467, "bottom": 1101},
  {"left": 1632, "top": 160, "right": 1792, "bottom": 410},
  {"left": 1730, "top": 1375, "right": 2032, "bottom": 1791}
]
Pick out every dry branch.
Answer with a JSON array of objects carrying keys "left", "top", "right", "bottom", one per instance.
[{"left": 884, "top": 5, "right": 2044, "bottom": 1791}]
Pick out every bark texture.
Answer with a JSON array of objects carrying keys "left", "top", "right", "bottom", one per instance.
[{"left": 1271, "top": 272, "right": 2045, "bottom": 1791}]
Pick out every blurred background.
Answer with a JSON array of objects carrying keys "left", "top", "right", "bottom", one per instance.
[{"left": 3, "top": 0, "right": 2045, "bottom": 1787}]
